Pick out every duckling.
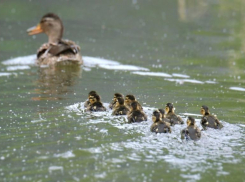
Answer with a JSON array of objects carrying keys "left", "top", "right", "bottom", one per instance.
[
  {"left": 165, "top": 103, "right": 184, "bottom": 125},
  {"left": 27, "top": 13, "right": 83, "bottom": 66},
  {"left": 109, "top": 93, "right": 123, "bottom": 110},
  {"left": 112, "top": 97, "right": 129, "bottom": 116},
  {"left": 200, "top": 105, "right": 223, "bottom": 130},
  {"left": 86, "top": 93, "right": 106, "bottom": 112},
  {"left": 125, "top": 94, "right": 143, "bottom": 111},
  {"left": 158, "top": 108, "right": 171, "bottom": 124},
  {"left": 127, "top": 101, "right": 147, "bottom": 123},
  {"left": 181, "top": 116, "right": 201, "bottom": 141},
  {"left": 84, "top": 91, "right": 97, "bottom": 108},
  {"left": 150, "top": 110, "right": 171, "bottom": 133}
]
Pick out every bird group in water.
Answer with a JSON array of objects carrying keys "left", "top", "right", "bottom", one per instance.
[
  {"left": 84, "top": 91, "right": 224, "bottom": 141},
  {"left": 27, "top": 13, "right": 224, "bottom": 141}
]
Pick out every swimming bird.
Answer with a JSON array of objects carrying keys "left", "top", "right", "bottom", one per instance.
[
  {"left": 84, "top": 91, "right": 98, "bottom": 108},
  {"left": 165, "top": 103, "right": 184, "bottom": 125},
  {"left": 112, "top": 97, "right": 129, "bottom": 115},
  {"left": 150, "top": 110, "right": 171, "bottom": 133},
  {"left": 158, "top": 108, "right": 171, "bottom": 124},
  {"left": 85, "top": 93, "right": 106, "bottom": 112},
  {"left": 125, "top": 94, "right": 143, "bottom": 111},
  {"left": 200, "top": 105, "right": 223, "bottom": 130},
  {"left": 109, "top": 93, "right": 123, "bottom": 110},
  {"left": 127, "top": 101, "right": 147, "bottom": 123},
  {"left": 27, "top": 13, "right": 83, "bottom": 66},
  {"left": 181, "top": 116, "right": 201, "bottom": 141}
]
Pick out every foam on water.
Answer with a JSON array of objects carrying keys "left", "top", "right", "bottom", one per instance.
[
  {"left": 165, "top": 78, "right": 204, "bottom": 84},
  {"left": 2, "top": 55, "right": 36, "bottom": 65},
  {"left": 132, "top": 71, "right": 172, "bottom": 77},
  {"left": 172, "top": 73, "right": 190, "bottom": 78},
  {"left": 53, "top": 151, "right": 75, "bottom": 159},
  {"left": 99, "top": 64, "right": 149, "bottom": 71},
  {"left": 66, "top": 102, "right": 245, "bottom": 177},
  {"left": 229, "top": 87, "right": 245, "bottom": 92},
  {"left": 0, "top": 72, "right": 12, "bottom": 77},
  {"left": 7, "top": 65, "right": 31, "bottom": 71}
]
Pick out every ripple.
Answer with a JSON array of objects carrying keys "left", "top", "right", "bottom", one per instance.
[
  {"left": 172, "top": 73, "right": 190, "bottom": 78},
  {"left": 165, "top": 78, "right": 204, "bottom": 84},
  {"left": 2, "top": 55, "right": 36, "bottom": 65},
  {"left": 0, "top": 72, "right": 12, "bottom": 77},
  {"left": 99, "top": 64, "right": 149, "bottom": 71},
  {"left": 229, "top": 87, "right": 245, "bottom": 92},
  {"left": 132, "top": 71, "right": 172, "bottom": 77},
  {"left": 66, "top": 102, "right": 245, "bottom": 177},
  {"left": 6, "top": 65, "right": 31, "bottom": 71}
]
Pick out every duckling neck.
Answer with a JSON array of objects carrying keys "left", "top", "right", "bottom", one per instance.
[{"left": 168, "top": 110, "right": 174, "bottom": 114}]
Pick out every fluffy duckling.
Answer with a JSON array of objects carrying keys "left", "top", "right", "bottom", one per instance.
[
  {"left": 86, "top": 93, "right": 106, "bottom": 112},
  {"left": 109, "top": 93, "right": 123, "bottom": 110},
  {"left": 125, "top": 94, "right": 143, "bottom": 111},
  {"left": 158, "top": 108, "right": 171, "bottom": 124},
  {"left": 165, "top": 103, "right": 184, "bottom": 125},
  {"left": 127, "top": 101, "right": 147, "bottom": 123},
  {"left": 150, "top": 110, "right": 171, "bottom": 133},
  {"left": 200, "top": 105, "right": 223, "bottom": 130},
  {"left": 112, "top": 97, "right": 129, "bottom": 116},
  {"left": 84, "top": 91, "right": 97, "bottom": 108},
  {"left": 181, "top": 116, "right": 201, "bottom": 141},
  {"left": 27, "top": 13, "right": 83, "bottom": 66}
]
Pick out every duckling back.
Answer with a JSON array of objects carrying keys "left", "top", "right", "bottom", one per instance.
[
  {"left": 201, "top": 115, "right": 223, "bottom": 130},
  {"left": 128, "top": 110, "right": 147, "bottom": 123}
]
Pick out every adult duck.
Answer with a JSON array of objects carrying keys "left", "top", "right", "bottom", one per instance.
[{"left": 27, "top": 13, "right": 83, "bottom": 66}]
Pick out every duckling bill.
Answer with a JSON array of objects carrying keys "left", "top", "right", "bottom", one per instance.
[{"left": 27, "top": 13, "right": 83, "bottom": 66}]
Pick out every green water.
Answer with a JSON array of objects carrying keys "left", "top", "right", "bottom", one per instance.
[{"left": 0, "top": 0, "right": 245, "bottom": 181}]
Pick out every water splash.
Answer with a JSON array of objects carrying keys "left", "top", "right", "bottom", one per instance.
[{"left": 66, "top": 102, "right": 245, "bottom": 178}]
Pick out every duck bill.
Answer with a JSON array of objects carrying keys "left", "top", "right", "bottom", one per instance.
[{"left": 27, "top": 24, "right": 43, "bottom": 35}]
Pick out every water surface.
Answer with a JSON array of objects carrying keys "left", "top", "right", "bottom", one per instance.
[{"left": 0, "top": 0, "right": 245, "bottom": 181}]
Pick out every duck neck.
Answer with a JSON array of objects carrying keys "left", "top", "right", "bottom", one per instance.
[
  {"left": 48, "top": 33, "right": 62, "bottom": 44},
  {"left": 48, "top": 25, "right": 63, "bottom": 44}
]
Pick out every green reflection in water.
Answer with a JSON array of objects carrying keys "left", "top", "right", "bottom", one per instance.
[{"left": 0, "top": 0, "right": 245, "bottom": 181}]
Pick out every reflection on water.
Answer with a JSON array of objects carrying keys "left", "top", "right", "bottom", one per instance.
[{"left": 32, "top": 65, "right": 82, "bottom": 100}]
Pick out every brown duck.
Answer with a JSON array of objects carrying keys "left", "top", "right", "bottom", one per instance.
[{"left": 27, "top": 13, "right": 83, "bottom": 66}]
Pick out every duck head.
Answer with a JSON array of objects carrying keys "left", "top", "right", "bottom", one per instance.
[{"left": 27, "top": 13, "right": 63, "bottom": 44}]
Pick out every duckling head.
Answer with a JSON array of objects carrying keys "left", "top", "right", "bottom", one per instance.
[
  {"left": 187, "top": 116, "right": 195, "bottom": 126},
  {"left": 116, "top": 97, "right": 125, "bottom": 106},
  {"left": 89, "top": 93, "right": 101, "bottom": 104},
  {"left": 158, "top": 108, "right": 165, "bottom": 119},
  {"left": 113, "top": 93, "right": 123, "bottom": 102},
  {"left": 125, "top": 94, "right": 136, "bottom": 105},
  {"left": 200, "top": 105, "right": 209, "bottom": 115},
  {"left": 152, "top": 110, "right": 161, "bottom": 122},
  {"left": 165, "top": 103, "right": 174, "bottom": 113}
]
